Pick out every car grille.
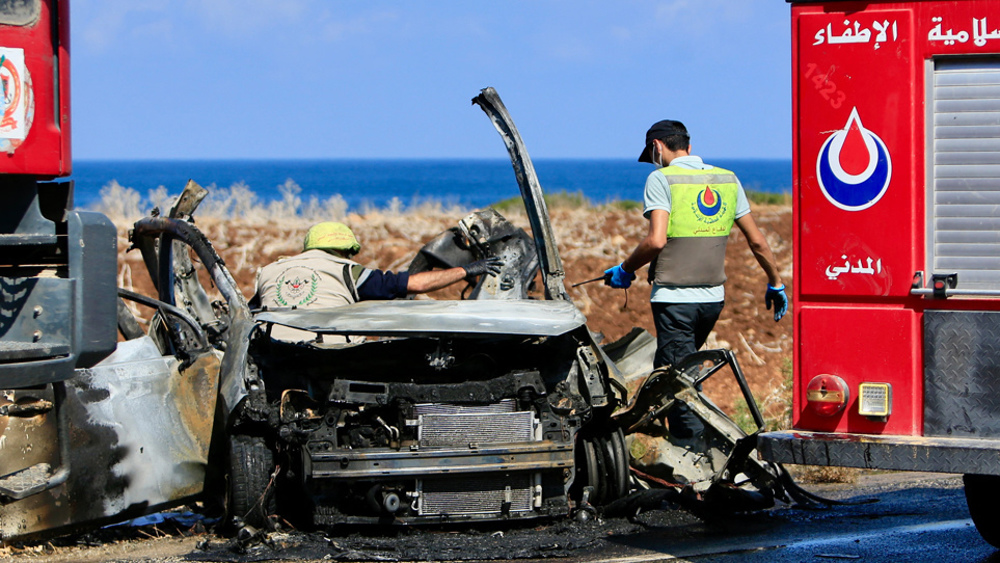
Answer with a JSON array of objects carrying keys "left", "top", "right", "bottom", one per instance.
[{"left": 418, "top": 474, "right": 534, "bottom": 516}]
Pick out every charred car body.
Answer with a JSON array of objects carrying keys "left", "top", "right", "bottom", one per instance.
[
  {"left": 250, "top": 300, "right": 621, "bottom": 524},
  {"left": 228, "top": 89, "right": 631, "bottom": 525}
]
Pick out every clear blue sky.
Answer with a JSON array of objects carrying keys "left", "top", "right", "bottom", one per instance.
[{"left": 71, "top": 1, "right": 792, "bottom": 161}]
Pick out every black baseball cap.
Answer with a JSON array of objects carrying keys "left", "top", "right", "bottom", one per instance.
[{"left": 638, "top": 120, "right": 688, "bottom": 163}]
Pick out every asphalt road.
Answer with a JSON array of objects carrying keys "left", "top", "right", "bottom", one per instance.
[
  {"left": 586, "top": 472, "right": 997, "bottom": 563},
  {"left": 4, "top": 472, "right": 996, "bottom": 562}
]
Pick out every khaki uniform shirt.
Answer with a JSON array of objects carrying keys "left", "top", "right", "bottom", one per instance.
[{"left": 254, "top": 249, "right": 370, "bottom": 342}]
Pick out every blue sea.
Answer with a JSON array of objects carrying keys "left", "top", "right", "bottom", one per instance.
[{"left": 69, "top": 159, "right": 791, "bottom": 212}]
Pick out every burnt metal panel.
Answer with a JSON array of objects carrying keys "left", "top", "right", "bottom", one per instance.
[
  {"left": 256, "top": 300, "right": 587, "bottom": 338},
  {"left": 309, "top": 442, "right": 574, "bottom": 480},
  {"left": 0, "top": 337, "right": 221, "bottom": 541},
  {"left": 130, "top": 215, "right": 254, "bottom": 428},
  {"left": 758, "top": 431, "right": 1000, "bottom": 475},
  {"left": 472, "top": 87, "right": 569, "bottom": 302},
  {"left": 924, "top": 310, "right": 1000, "bottom": 438}
]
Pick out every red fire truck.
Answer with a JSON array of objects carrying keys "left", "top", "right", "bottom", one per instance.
[{"left": 758, "top": 0, "right": 1000, "bottom": 547}]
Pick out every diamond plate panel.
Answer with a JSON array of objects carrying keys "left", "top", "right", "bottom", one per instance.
[
  {"left": 758, "top": 431, "right": 1000, "bottom": 475},
  {"left": 924, "top": 310, "right": 1000, "bottom": 438}
]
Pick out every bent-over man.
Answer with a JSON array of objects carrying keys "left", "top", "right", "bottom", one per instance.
[{"left": 254, "top": 221, "right": 501, "bottom": 342}]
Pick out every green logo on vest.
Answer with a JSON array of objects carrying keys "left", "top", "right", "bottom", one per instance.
[{"left": 276, "top": 267, "right": 320, "bottom": 307}]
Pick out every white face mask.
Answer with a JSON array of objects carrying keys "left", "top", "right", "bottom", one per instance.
[{"left": 652, "top": 144, "right": 664, "bottom": 167}]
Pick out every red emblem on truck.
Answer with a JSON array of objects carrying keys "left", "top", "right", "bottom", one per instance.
[
  {"left": 816, "top": 107, "right": 892, "bottom": 211},
  {"left": 0, "top": 48, "right": 34, "bottom": 155}
]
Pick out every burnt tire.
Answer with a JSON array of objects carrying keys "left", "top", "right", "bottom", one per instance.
[
  {"left": 611, "top": 427, "right": 631, "bottom": 499},
  {"left": 229, "top": 434, "right": 276, "bottom": 528},
  {"left": 576, "top": 426, "right": 631, "bottom": 506},
  {"left": 964, "top": 474, "right": 1000, "bottom": 547}
]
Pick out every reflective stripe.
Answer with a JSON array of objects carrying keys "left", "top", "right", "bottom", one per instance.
[{"left": 660, "top": 173, "right": 740, "bottom": 185}]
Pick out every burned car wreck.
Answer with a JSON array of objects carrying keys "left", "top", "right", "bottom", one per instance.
[
  {"left": 248, "top": 300, "right": 623, "bottom": 525},
  {"left": 225, "top": 89, "right": 632, "bottom": 526},
  {"left": 214, "top": 88, "right": 795, "bottom": 527},
  {"left": 0, "top": 88, "right": 801, "bottom": 542}
]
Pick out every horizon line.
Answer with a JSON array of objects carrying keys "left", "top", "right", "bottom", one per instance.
[{"left": 74, "top": 156, "right": 793, "bottom": 163}]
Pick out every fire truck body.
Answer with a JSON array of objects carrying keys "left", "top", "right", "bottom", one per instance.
[{"left": 758, "top": 0, "right": 1000, "bottom": 543}]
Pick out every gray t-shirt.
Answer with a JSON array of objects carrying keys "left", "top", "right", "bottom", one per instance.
[{"left": 642, "top": 155, "right": 751, "bottom": 304}]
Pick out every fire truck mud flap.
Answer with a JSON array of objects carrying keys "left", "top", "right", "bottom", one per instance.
[{"left": 0, "top": 336, "right": 221, "bottom": 541}]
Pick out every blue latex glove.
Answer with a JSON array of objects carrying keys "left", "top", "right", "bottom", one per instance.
[
  {"left": 603, "top": 263, "right": 636, "bottom": 289},
  {"left": 765, "top": 284, "right": 789, "bottom": 322}
]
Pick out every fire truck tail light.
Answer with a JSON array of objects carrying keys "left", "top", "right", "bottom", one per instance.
[
  {"left": 805, "top": 375, "right": 849, "bottom": 417},
  {"left": 858, "top": 383, "right": 892, "bottom": 418}
]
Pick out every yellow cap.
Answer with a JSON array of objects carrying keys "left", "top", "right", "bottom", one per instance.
[{"left": 303, "top": 222, "right": 361, "bottom": 254}]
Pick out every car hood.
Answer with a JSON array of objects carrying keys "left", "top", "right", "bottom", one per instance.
[
  {"left": 473, "top": 87, "right": 569, "bottom": 301},
  {"left": 255, "top": 299, "right": 587, "bottom": 338}
]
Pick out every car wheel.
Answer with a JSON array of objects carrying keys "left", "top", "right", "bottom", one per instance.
[
  {"left": 964, "top": 474, "right": 1000, "bottom": 547},
  {"left": 229, "top": 434, "right": 276, "bottom": 528}
]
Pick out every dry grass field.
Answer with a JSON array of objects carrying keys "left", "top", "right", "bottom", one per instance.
[{"left": 98, "top": 182, "right": 793, "bottom": 420}]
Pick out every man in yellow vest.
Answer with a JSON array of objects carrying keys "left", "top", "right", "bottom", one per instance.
[
  {"left": 254, "top": 221, "right": 502, "bottom": 341},
  {"left": 604, "top": 120, "right": 788, "bottom": 439}
]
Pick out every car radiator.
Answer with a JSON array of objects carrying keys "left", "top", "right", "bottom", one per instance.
[
  {"left": 418, "top": 474, "right": 534, "bottom": 516},
  {"left": 414, "top": 399, "right": 540, "bottom": 516}
]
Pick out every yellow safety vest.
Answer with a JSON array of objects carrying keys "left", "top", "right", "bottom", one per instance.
[{"left": 650, "top": 166, "right": 740, "bottom": 287}]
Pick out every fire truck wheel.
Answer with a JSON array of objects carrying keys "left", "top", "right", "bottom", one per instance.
[
  {"left": 963, "top": 473, "right": 1000, "bottom": 547},
  {"left": 229, "top": 434, "right": 277, "bottom": 529}
]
